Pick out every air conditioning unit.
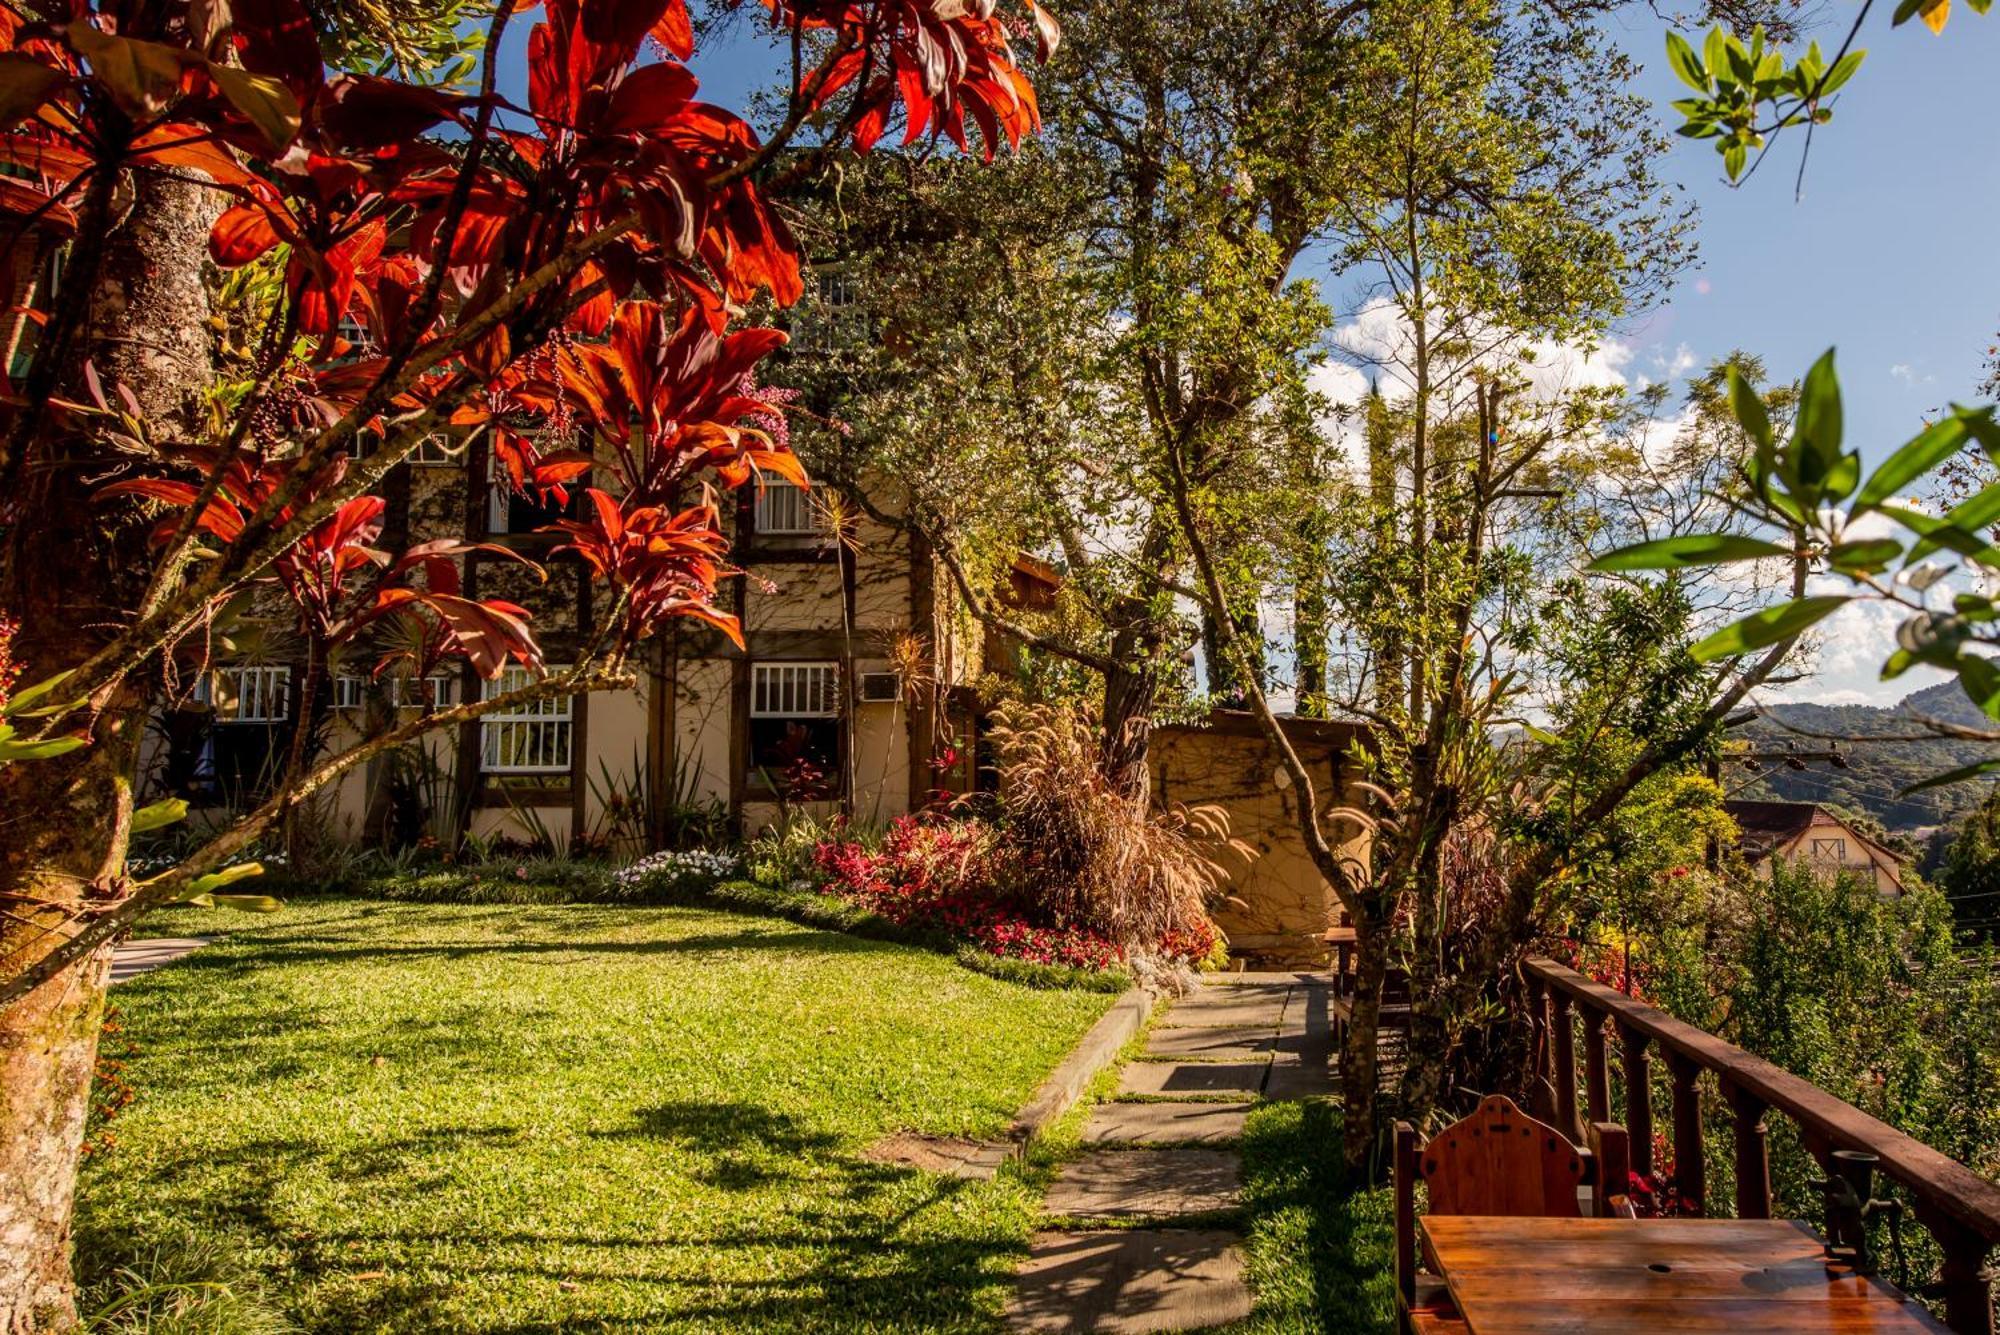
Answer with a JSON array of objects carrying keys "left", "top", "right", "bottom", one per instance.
[{"left": 856, "top": 671, "right": 901, "bottom": 704}]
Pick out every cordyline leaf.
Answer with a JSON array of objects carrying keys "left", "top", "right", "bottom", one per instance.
[
  {"left": 66, "top": 22, "right": 189, "bottom": 121},
  {"left": 205, "top": 63, "right": 300, "bottom": 153},
  {"left": 181, "top": 862, "right": 266, "bottom": 897},
  {"left": 210, "top": 893, "right": 282, "bottom": 913},
  {"left": 0, "top": 731, "right": 87, "bottom": 764},
  {"left": 1690, "top": 594, "right": 1849, "bottom": 662},
  {"left": 1590, "top": 533, "right": 1791, "bottom": 571}
]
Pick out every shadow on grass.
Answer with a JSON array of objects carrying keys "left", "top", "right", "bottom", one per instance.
[
  {"left": 1227, "top": 1098, "right": 1397, "bottom": 1334},
  {"left": 160, "top": 928, "right": 897, "bottom": 977}
]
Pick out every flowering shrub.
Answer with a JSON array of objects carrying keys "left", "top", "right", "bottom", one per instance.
[
  {"left": 809, "top": 812, "right": 1213, "bottom": 973},
  {"left": 616, "top": 848, "right": 741, "bottom": 892}
]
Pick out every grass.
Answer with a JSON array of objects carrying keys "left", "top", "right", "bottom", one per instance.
[
  {"left": 1226, "top": 1100, "right": 1396, "bottom": 1334},
  {"left": 83, "top": 898, "right": 1118, "bottom": 1332}
]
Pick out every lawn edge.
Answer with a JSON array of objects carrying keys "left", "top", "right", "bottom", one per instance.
[{"left": 1005, "top": 984, "right": 1155, "bottom": 1157}]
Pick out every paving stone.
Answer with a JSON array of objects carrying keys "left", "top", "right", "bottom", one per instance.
[
  {"left": 1263, "top": 1058, "right": 1336, "bottom": 1100},
  {"left": 1141, "top": 1026, "right": 1276, "bottom": 1062},
  {"left": 1117, "top": 1061, "right": 1266, "bottom": 1100},
  {"left": 1208, "top": 970, "right": 1336, "bottom": 986},
  {"left": 1042, "top": 1149, "right": 1243, "bottom": 1219},
  {"left": 109, "top": 937, "right": 208, "bottom": 985},
  {"left": 862, "top": 1132, "right": 1011, "bottom": 1180},
  {"left": 1158, "top": 988, "right": 1290, "bottom": 1029},
  {"left": 1006, "top": 1229, "right": 1251, "bottom": 1334},
  {"left": 1082, "top": 1101, "right": 1250, "bottom": 1146}
]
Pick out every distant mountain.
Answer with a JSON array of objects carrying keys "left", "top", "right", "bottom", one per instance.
[{"left": 1738, "top": 681, "right": 1998, "bottom": 834}]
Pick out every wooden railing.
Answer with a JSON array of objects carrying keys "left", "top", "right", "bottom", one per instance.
[{"left": 1525, "top": 956, "right": 2000, "bottom": 1334}]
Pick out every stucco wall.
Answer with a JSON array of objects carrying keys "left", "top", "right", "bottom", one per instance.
[{"left": 1153, "top": 722, "right": 1370, "bottom": 965}]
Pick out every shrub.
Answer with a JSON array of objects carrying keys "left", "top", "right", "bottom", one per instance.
[
  {"left": 806, "top": 807, "right": 1220, "bottom": 974},
  {"left": 986, "top": 702, "right": 1232, "bottom": 955},
  {"left": 746, "top": 812, "right": 828, "bottom": 888}
]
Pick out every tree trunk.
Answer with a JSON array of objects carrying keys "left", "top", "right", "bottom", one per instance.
[
  {"left": 0, "top": 168, "right": 220, "bottom": 1332},
  {"left": 0, "top": 734, "right": 140, "bottom": 1334},
  {"left": 0, "top": 942, "right": 112, "bottom": 1334},
  {"left": 1100, "top": 605, "right": 1171, "bottom": 803},
  {"left": 1340, "top": 916, "right": 1390, "bottom": 1173}
]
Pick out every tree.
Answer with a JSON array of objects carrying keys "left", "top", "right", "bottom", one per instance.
[{"left": 0, "top": 0, "right": 1055, "bottom": 1323}]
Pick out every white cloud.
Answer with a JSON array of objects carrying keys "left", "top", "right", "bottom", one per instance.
[{"left": 1890, "top": 362, "right": 1936, "bottom": 387}]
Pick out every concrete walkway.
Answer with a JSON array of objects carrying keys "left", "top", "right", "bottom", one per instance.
[
  {"left": 109, "top": 937, "right": 208, "bottom": 985},
  {"left": 1007, "top": 971, "right": 1336, "bottom": 1334}
]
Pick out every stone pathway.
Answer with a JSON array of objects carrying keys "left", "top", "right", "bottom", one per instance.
[
  {"left": 109, "top": 937, "right": 208, "bottom": 985},
  {"left": 1007, "top": 971, "right": 1336, "bottom": 1334}
]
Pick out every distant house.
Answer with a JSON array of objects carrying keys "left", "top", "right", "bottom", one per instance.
[{"left": 1724, "top": 800, "right": 1906, "bottom": 895}]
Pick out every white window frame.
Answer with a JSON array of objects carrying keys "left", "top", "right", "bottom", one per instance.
[
  {"left": 408, "top": 433, "right": 459, "bottom": 466},
  {"left": 205, "top": 665, "right": 291, "bottom": 724},
  {"left": 388, "top": 673, "right": 460, "bottom": 710},
  {"left": 753, "top": 480, "right": 817, "bottom": 537},
  {"left": 750, "top": 662, "right": 840, "bottom": 719},
  {"left": 480, "top": 665, "right": 572, "bottom": 775},
  {"left": 331, "top": 674, "right": 365, "bottom": 711}
]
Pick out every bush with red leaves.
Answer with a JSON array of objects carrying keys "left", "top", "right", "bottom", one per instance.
[{"left": 810, "top": 813, "right": 1213, "bottom": 972}]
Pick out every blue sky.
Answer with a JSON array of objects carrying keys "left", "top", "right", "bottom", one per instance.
[{"left": 1614, "top": 9, "right": 2000, "bottom": 462}]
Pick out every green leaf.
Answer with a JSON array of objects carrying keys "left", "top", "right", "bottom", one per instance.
[
  {"left": 1590, "top": 533, "right": 1792, "bottom": 571},
  {"left": 1827, "top": 537, "right": 1905, "bottom": 572},
  {"left": 1960, "top": 654, "right": 2000, "bottom": 721},
  {"left": 209, "top": 893, "right": 282, "bottom": 914},
  {"left": 1887, "top": 500, "right": 2000, "bottom": 564},
  {"left": 1728, "top": 364, "right": 1774, "bottom": 450},
  {"left": 1665, "top": 31, "right": 1709, "bottom": 89},
  {"left": 1792, "top": 349, "right": 1845, "bottom": 487},
  {"left": 130, "top": 797, "right": 188, "bottom": 835},
  {"left": 1904, "top": 756, "right": 2000, "bottom": 794},
  {"left": 1691, "top": 595, "right": 1849, "bottom": 662},
  {"left": 1854, "top": 414, "right": 1969, "bottom": 512},
  {"left": 1820, "top": 50, "right": 1865, "bottom": 94},
  {"left": 186, "top": 861, "right": 266, "bottom": 895},
  {"left": 0, "top": 733, "right": 86, "bottom": 764},
  {"left": 3, "top": 669, "right": 76, "bottom": 717}
]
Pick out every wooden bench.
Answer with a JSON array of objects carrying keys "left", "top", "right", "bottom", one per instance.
[{"left": 1394, "top": 1094, "right": 1633, "bottom": 1334}]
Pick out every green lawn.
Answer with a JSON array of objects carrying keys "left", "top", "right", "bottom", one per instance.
[{"left": 80, "top": 899, "right": 1115, "bottom": 1332}]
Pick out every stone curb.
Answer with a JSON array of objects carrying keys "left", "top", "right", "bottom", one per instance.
[{"left": 1005, "top": 985, "right": 1156, "bottom": 1156}]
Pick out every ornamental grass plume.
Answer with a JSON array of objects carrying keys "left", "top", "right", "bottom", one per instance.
[{"left": 986, "top": 702, "right": 1239, "bottom": 956}]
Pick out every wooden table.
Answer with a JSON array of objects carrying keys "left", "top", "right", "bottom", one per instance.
[{"left": 1421, "top": 1215, "right": 1950, "bottom": 1334}]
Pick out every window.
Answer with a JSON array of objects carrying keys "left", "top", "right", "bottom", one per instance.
[
  {"left": 753, "top": 480, "right": 817, "bottom": 537},
  {"left": 1811, "top": 837, "right": 1849, "bottom": 862},
  {"left": 193, "top": 666, "right": 291, "bottom": 801},
  {"left": 488, "top": 456, "right": 580, "bottom": 535},
  {"left": 480, "top": 665, "right": 572, "bottom": 774},
  {"left": 390, "top": 673, "right": 460, "bottom": 710},
  {"left": 408, "top": 433, "right": 459, "bottom": 466},
  {"left": 208, "top": 665, "right": 290, "bottom": 724},
  {"left": 748, "top": 662, "right": 839, "bottom": 798},
  {"left": 332, "top": 674, "right": 365, "bottom": 711}
]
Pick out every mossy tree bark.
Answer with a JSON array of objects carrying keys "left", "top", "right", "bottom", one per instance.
[{"left": 0, "top": 168, "right": 219, "bottom": 1333}]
